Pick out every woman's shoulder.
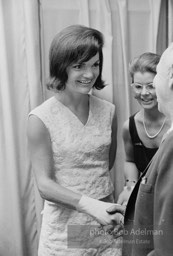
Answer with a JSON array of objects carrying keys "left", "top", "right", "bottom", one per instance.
[
  {"left": 90, "top": 94, "right": 115, "bottom": 109},
  {"left": 123, "top": 112, "right": 139, "bottom": 129},
  {"left": 29, "top": 97, "right": 55, "bottom": 115},
  {"left": 28, "top": 97, "right": 58, "bottom": 128},
  {"left": 123, "top": 111, "right": 141, "bottom": 140},
  {"left": 90, "top": 94, "right": 115, "bottom": 121}
]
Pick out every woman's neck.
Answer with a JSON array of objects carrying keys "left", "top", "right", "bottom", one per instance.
[
  {"left": 55, "top": 91, "right": 89, "bottom": 110},
  {"left": 143, "top": 108, "right": 165, "bottom": 122}
]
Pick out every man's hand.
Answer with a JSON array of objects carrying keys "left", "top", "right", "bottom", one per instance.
[
  {"left": 105, "top": 204, "right": 126, "bottom": 238},
  {"left": 106, "top": 204, "right": 125, "bottom": 225},
  {"left": 106, "top": 203, "right": 126, "bottom": 216}
]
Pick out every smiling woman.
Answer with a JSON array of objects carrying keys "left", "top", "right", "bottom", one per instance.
[
  {"left": 47, "top": 25, "right": 105, "bottom": 92},
  {"left": 27, "top": 24, "right": 124, "bottom": 256}
]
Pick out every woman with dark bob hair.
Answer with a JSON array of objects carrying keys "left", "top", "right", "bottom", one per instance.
[
  {"left": 28, "top": 25, "right": 124, "bottom": 255},
  {"left": 47, "top": 24, "right": 105, "bottom": 91}
]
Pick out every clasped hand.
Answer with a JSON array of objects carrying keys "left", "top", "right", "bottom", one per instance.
[
  {"left": 104, "top": 203, "right": 126, "bottom": 238},
  {"left": 77, "top": 195, "right": 125, "bottom": 228}
]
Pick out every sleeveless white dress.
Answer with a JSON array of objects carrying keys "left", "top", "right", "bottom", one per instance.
[{"left": 29, "top": 94, "right": 122, "bottom": 256}]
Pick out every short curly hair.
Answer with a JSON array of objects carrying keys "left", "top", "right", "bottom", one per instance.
[
  {"left": 47, "top": 24, "right": 106, "bottom": 91},
  {"left": 129, "top": 52, "right": 161, "bottom": 82}
]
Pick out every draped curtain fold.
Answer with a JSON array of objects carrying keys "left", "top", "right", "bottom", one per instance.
[
  {"left": 0, "top": 0, "right": 170, "bottom": 255},
  {"left": 149, "top": 0, "right": 162, "bottom": 51},
  {"left": 168, "top": 0, "right": 173, "bottom": 44},
  {"left": 116, "top": 0, "right": 130, "bottom": 117},
  {"left": 79, "top": 0, "right": 90, "bottom": 26},
  {"left": 0, "top": 0, "right": 42, "bottom": 255},
  {"left": 92, "top": 0, "right": 113, "bottom": 103}
]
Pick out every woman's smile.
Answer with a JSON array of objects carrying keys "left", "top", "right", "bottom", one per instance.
[{"left": 77, "top": 79, "right": 93, "bottom": 85}]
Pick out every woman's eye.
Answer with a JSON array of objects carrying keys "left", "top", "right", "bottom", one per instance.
[
  {"left": 93, "top": 62, "right": 100, "bottom": 68},
  {"left": 147, "top": 84, "right": 154, "bottom": 90},
  {"left": 73, "top": 64, "right": 82, "bottom": 69},
  {"left": 135, "top": 84, "right": 142, "bottom": 89}
]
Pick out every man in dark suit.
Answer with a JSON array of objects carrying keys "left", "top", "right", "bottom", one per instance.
[{"left": 108, "top": 43, "right": 173, "bottom": 256}]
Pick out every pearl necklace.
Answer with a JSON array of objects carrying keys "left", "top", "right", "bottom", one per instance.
[{"left": 143, "top": 114, "right": 166, "bottom": 139}]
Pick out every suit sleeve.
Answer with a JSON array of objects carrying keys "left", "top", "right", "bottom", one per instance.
[{"left": 148, "top": 137, "right": 173, "bottom": 256}]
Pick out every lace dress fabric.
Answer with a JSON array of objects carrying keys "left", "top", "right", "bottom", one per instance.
[{"left": 29, "top": 94, "right": 122, "bottom": 256}]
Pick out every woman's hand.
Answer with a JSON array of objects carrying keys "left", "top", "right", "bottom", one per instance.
[{"left": 77, "top": 195, "right": 125, "bottom": 226}]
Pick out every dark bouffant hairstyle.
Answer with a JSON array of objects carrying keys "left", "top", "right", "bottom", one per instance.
[
  {"left": 129, "top": 52, "right": 161, "bottom": 82},
  {"left": 47, "top": 24, "right": 106, "bottom": 91}
]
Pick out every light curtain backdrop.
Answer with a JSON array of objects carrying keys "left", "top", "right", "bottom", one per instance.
[{"left": 0, "top": 0, "right": 172, "bottom": 255}]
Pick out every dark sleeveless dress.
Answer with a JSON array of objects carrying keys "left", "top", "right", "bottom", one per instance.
[{"left": 129, "top": 114, "right": 158, "bottom": 173}]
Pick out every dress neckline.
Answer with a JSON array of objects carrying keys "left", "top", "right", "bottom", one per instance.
[{"left": 53, "top": 94, "right": 92, "bottom": 127}]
